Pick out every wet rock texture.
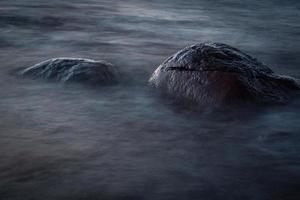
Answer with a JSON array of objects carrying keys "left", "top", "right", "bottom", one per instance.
[
  {"left": 149, "top": 42, "right": 300, "bottom": 105},
  {"left": 20, "top": 58, "right": 119, "bottom": 85}
]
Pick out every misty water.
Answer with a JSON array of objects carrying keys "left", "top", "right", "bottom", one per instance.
[{"left": 0, "top": 0, "right": 300, "bottom": 199}]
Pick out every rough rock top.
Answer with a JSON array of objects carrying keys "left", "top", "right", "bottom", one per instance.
[{"left": 160, "top": 42, "right": 273, "bottom": 76}]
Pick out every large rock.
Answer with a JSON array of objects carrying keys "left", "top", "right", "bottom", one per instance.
[
  {"left": 20, "top": 58, "right": 119, "bottom": 85},
  {"left": 149, "top": 42, "right": 300, "bottom": 105}
]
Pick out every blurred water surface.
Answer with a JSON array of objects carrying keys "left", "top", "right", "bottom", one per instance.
[{"left": 0, "top": 0, "right": 300, "bottom": 199}]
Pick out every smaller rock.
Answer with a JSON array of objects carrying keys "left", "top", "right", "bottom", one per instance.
[{"left": 20, "top": 58, "right": 119, "bottom": 85}]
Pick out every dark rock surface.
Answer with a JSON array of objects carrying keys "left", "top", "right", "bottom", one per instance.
[
  {"left": 149, "top": 42, "right": 300, "bottom": 105},
  {"left": 20, "top": 58, "right": 119, "bottom": 85}
]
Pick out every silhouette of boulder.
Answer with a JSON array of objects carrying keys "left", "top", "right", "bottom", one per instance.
[{"left": 149, "top": 42, "right": 300, "bottom": 105}]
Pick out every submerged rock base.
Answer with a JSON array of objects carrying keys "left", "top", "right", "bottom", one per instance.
[{"left": 149, "top": 42, "right": 300, "bottom": 106}]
